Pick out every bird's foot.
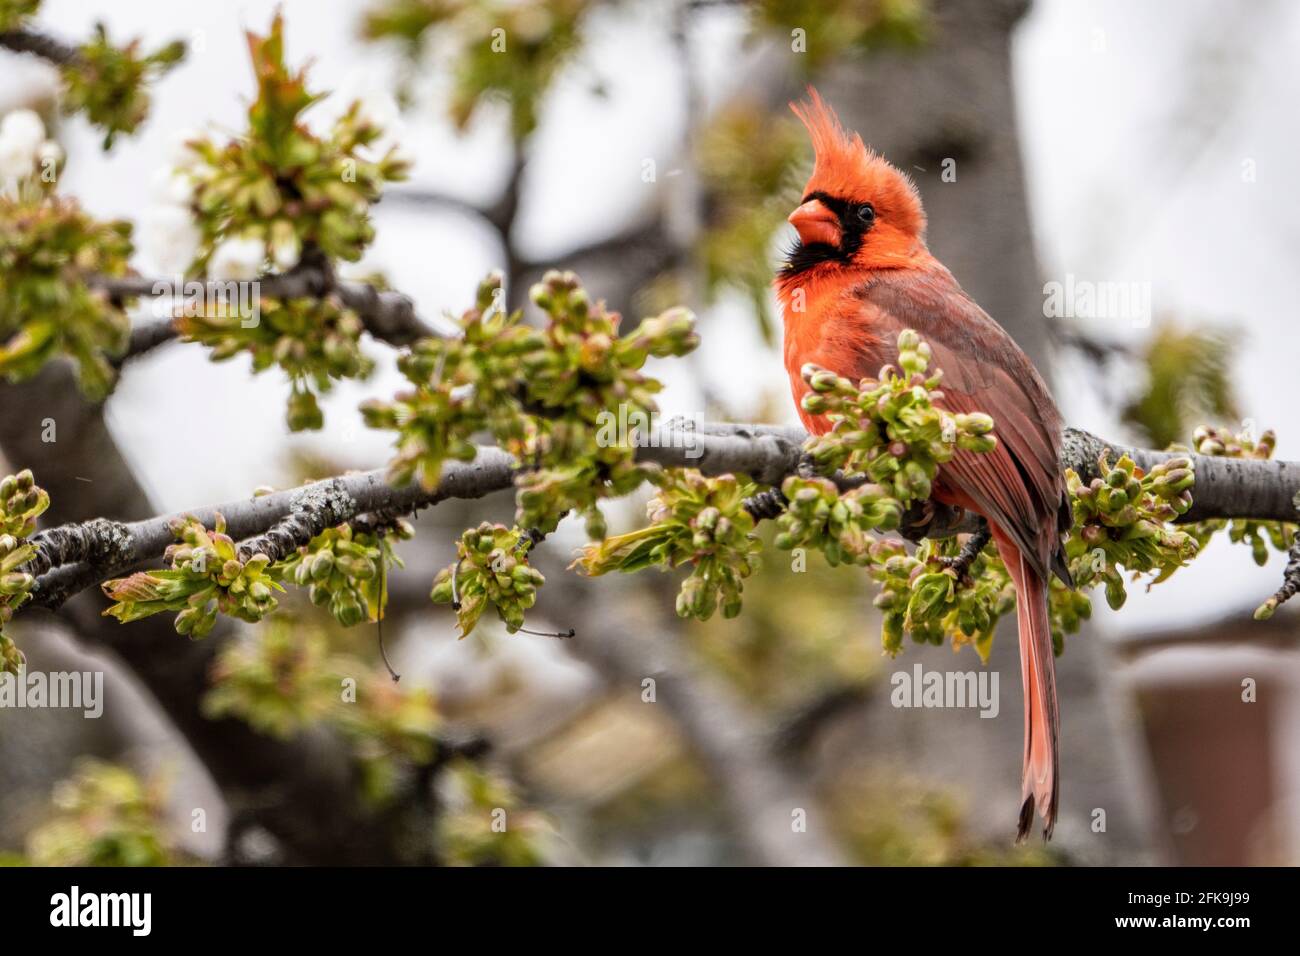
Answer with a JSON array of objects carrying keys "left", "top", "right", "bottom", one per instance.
[{"left": 937, "top": 519, "right": 992, "bottom": 581}]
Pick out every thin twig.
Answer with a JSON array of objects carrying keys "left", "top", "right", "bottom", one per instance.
[
  {"left": 384, "top": 186, "right": 492, "bottom": 224},
  {"left": 516, "top": 625, "right": 575, "bottom": 639},
  {"left": 375, "top": 529, "right": 400, "bottom": 682},
  {"left": 90, "top": 260, "right": 442, "bottom": 361},
  {"left": 1255, "top": 493, "right": 1300, "bottom": 620}
]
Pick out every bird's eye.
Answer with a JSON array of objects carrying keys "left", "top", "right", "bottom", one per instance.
[{"left": 857, "top": 204, "right": 876, "bottom": 224}]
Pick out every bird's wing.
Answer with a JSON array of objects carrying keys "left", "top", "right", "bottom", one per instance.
[{"left": 854, "top": 270, "right": 1069, "bottom": 580}]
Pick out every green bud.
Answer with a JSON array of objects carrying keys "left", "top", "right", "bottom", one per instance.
[
  {"left": 286, "top": 389, "right": 323, "bottom": 432},
  {"left": 430, "top": 574, "right": 454, "bottom": 604},
  {"left": 0, "top": 572, "right": 33, "bottom": 595},
  {"left": 309, "top": 550, "right": 335, "bottom": 580},
  {"left": 1104, "top": 577, "right": 1127, "bottom": 611},
  {"left": 334, "top": 592, "right": 364, "bottom": 627}
]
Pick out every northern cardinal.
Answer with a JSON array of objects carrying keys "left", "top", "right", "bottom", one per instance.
[{"left": 776, "top": 89, "right": 1072, "bottom": 840}]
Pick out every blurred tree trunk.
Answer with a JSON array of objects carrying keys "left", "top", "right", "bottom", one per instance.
[
  {"left": 822, "top": 0, "right": 1045, "bottom": 364},
  {"left": 811, "top": 0, "right": 1145, "bottom": 856},
  {"left": 0, "top": 364, "right": 431, "bottom": 864},
  {"left": 528, "top": 0, "right": 1147, "bottom": 859}
]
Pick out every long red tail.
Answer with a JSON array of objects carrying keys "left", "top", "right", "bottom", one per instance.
[{"left": 995, "top": 531, "right": 1059, "bottom": 841}]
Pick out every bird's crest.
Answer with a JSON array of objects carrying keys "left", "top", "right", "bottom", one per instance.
[{"left": 790, "top": 88, "right": 926, "bottom": 240}]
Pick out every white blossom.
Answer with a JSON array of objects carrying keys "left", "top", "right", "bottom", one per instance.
[
  {"left": 36, "top": 140, "right": 63, "bottom": 168},
  {"left": 0, "top": 141, "right": 34, "bottom": 186},
  {"left": 0, "top": 109, "right": 47, "bottom": 186},
  {"left": 142, "top": 204, "right": 202, "bottom": 276},
  {"left": 359, "top": 89, "right": 411, "bottom": 163},
  {"left": 150, "top": 165, "right": 194, "bottom": 206},
  {"left": 269, "top": 230, "right": 301, "bottom": 271},
  {"left": 0, "top": 109, "right": 47, "bottom": 159},
  {"left": 322, "top": 70, "right": 412, "bottom": 164},
  {"left": 208, "top": 236, "right": 266, "bottom": 281}
]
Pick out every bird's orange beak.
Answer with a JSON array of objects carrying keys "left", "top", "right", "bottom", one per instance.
[{"left": 788, "top": 199, "right": 841, "bottom": 247}]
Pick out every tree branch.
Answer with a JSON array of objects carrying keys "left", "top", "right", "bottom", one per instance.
[
  {"left": 20, "top": 423, "right": 1300, "bottom": 615},
  {"left": 0, "top": 28, "right": 82, "bottom": 66},
  {"left": 1060, "top": 428, "right": 1300, "bottom": 524},
  {"left": 95, "top": 259, "right": 444, "bottom": 366},
  {"left": 115, "top": 316, "right": 182, "bottom": 367},
  {"left": 384, "top": 186, "right": 494, "bottom": 224},
  {"left": 1252, "top": 492, "right": 1300, "bottom": 620},
  {"left": 25, "top": 447, "right": 518, "bottom": 610}
]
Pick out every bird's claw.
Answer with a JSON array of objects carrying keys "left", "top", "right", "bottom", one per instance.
[
  {"left": 898, "top": 499, "right": 937, "bottom": 543},
  {"left": 937, "top": 520, "right": 992, "bottom": 581}
]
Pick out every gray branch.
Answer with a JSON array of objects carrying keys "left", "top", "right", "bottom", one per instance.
[
  {"left": 93, "top": 259, "right": 443, "bottom": 365},
  {"left": 0, "top": 28, "right": 82, "bottom": 66},
  {"left": 20, "top": 422, "right": 1300, "bottom": 615},
  {"left": 1061, "top": 429, "right": 1300, "bottom": 524},
  {"left": 25, "top": 447, "right": 518, "bottom": 610}
]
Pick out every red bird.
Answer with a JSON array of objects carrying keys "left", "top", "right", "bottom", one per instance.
[{"left": 776, "top": 90, "right": 1072, "bottom": 840}]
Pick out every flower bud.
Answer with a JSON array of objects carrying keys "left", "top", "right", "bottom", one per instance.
[{"left": 310, "top": 550, "right": 335, "bottom": 581}]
